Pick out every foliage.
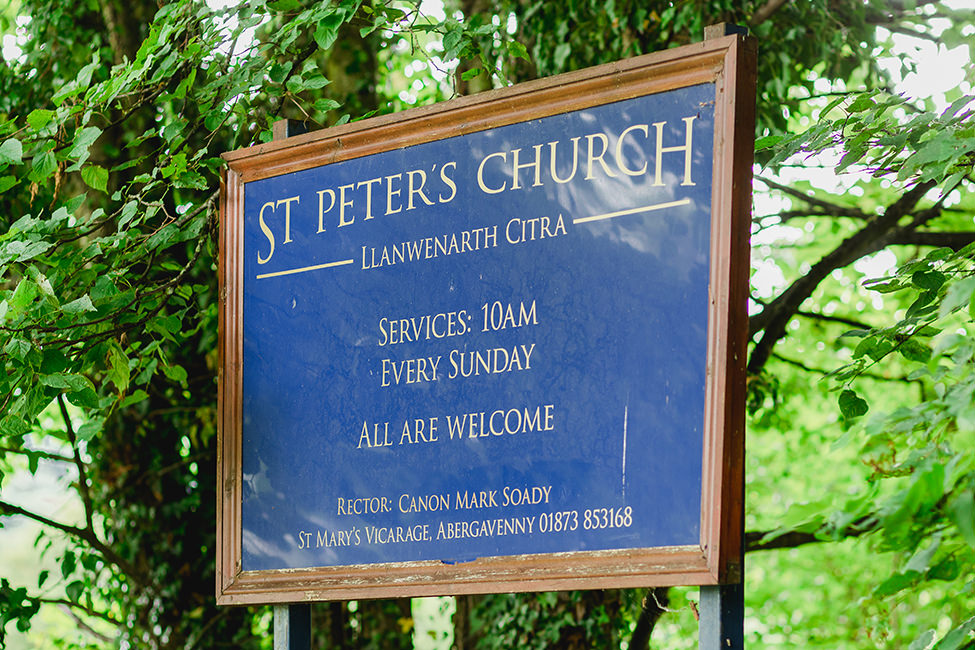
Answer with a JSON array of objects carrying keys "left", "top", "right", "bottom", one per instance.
[
  {"left": 483, "top": 0, "right": 903, "bottom": 134},
  {"left": 763, "top": 93, "right": 975, "bottom": 190},
  {"left": 0, "top": 0, "right": 973, "bottom": 648},
  {"left": 0, "top": 0, "right": 512, "bottom": 647},
  {"left": 469, "top": 591, "right": 633, "bottom": 650},
  {"left": 754, "top": 90, "right": 975, "bottom": 647}
]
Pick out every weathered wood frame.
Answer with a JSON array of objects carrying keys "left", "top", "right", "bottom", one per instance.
[{"left": 217, "top": 34, "right": 756, "bottom": 605}]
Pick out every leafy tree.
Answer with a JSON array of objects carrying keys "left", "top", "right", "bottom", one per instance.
[
  {"left": 0, "top": 0, "right": 973, "bottom": 648},
  {"left": 744, "top": 89, "right": 975, "bottom": 649}
]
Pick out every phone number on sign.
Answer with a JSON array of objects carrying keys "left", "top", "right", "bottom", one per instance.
[{"left": 537, "top": 507, "right": 633, "bottom": 533}]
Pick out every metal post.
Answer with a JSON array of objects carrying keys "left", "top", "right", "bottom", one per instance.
[
  {"left": 274, "top": 604, "right": 312, "bottom": 650},
  {"left": 699, "top": 582, "right": 744, "bottom": 649},
  {"left": 269, "top": 120, "right": 313, "bottom": 650},
  {"left": 272, "top": 118, "right": 309, "bottom": 140},
  {"left": 697, "top": 27, "right": 747, "bottom": 649}
]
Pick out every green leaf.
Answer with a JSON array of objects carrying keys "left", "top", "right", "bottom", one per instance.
[
  {"left": 12, "top": 240, "right": 53, "bottom": 263},
  {"left": 460, "top": 67, "right": 483, "bottom": 81},
  {"left": 26, "top": 109, "right": 55, "bottom": 130},
  {"left": 314, "top": 98, "right": 341, "bottom": 112},
  {"left": 755, "top": 134, "right": 785, "bottom": 151},
  {"left": 853, "top": 335, "right": 891, "bottom": 361},
  {"left": 285, "top": 76, "right": 305, "bottom": 94},
  {"left": 314, "top": 11, "right": 345, "bottom": 50},
  {"left": 927, "top": 556, "right": 959, "bottom": 581},
  {"left": 269, "top": 62, "right": 293, "bottom": 84},
  {"left": 898, "top": 339, "right": 931, "bottom": 364},
  {"left": 68, "top": 126, "right": 102, "bottom": 161},
  {"left": 950, "top": 488, "right": 975, "bottom": 548},
  {"left": 939, "top": 276, "right": 975, "bottom": 319},
  {"left": 906, "top": 290, "right": 938, "bottom": 318},
  {"left": 0, "top": 414, "right": 30, "bottom": 437},
  {"left": 932, "top": 615, "right": 975, "bottom": 650},
  {"left": 47, "top": 374, "right": 93, "bottom": 393},
  {"left": 174, "top": 170, "right": 207, "bottom": 190},
  {"left": 81, "top": 165, "right": 108, "bottom": 192},
  {"left": 302, "top": 74, "right": 330, "bottom": 90},
  {"left": 506, "top": 40, "right": 529, "bottom": 61},
  {"left": 66, "top": 386, "right": 99, "bottom": 410},
  {"left": 908, "top": 630, "right": 936, "bottom": 650},
  {"left": 4, "top": 338, "right": 31, "bottom": 361},
  {"left": 107, "top": 344, "right": 130, "bottom": 393},
  {"left": 863, "top": 277, "right": 903, "bottom": 293},
  {"left": 873, "top": 570, "right": 920, "bottom": 597},
  {"left": 268, "top": 0, "right": 301, "bottom": 10},
  {"left": 442, "top": 29, "right": 462, "bottom": 56},
  {"left": 847, "top": 93, "right": 876, "bottom": 113},
  {"left": 911, "top": 270, "right": 946, "bottom": 291},
  {"left": 119, "top": 201, "right": 139, "bottom": 228},
  {"left": 64, "top": 580, "right": 85, "bottom": 603},
  {"left": 119, "top": 389, "right": 149, "bottom": 409},
  {"left": 76, "top": 417, "right": 105, "bottom": 442},
  {"left": 0, "top": 138, "right": 23, "bottom": 166},
  {"left": 30, "top": 150, "right": 57, "bottom": 182},
  {"left": 553, "top": 42, "right": 571, "bottom": 69},
  {"left": 162, "top": 364, "right": 188, "bottom": 384},
  {"left": 60, "top": 552, "right": 76, "bottom": 580},
  {"left": 62, "top": 294, "right": 97, "bottom": 315},
  {"left": 838, "top": 389, "right": 868, "bottom": 419},
  {"left": 904, "top": 538, "right": 940, "bottom": 573},
  {"left": 9, "top": 278, "right": 39, "bottom": 320}
]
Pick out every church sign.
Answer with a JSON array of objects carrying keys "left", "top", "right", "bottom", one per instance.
[{"left": 217, "top": 34, "right": 755, "bottom": 604}]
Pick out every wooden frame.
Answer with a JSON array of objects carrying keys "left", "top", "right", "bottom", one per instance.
[{"left": 217, "top": 33, "right": 756, "bottom": 605}]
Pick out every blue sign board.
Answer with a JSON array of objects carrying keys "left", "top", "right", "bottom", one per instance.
[{"left": 239, "top": 83, "right": 716, "bottom": 571}]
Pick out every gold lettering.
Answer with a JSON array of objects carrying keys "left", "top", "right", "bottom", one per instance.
[
  {"left": 439, "top": 161, "right": 457, "bottom": 202},
  {"left": 257, "top": 201, "right": 275, "bottom": 264},
  {"left": 276, "top": 195, "right": 299, "bottom": 244},
  {"left": 407, "top": 169, "right": 435, "bottom": 210},
  {"left": 385, "top": 173, "right": 403, "bottom": 214},
  {"left": 357, "top": 177, "right": 382, "bottom": 220},
  {"left": 653, "top": 116, "right": 696, "bottom": 186},
  {"left": 549, "top": 138, "right": 580, "bottom": 184},
  {"left": 338, "top": 183, "right": 355, "bottom": 226},
  {"left": 317, "top": 189, "right": 335, "bottom": 233},
  {"left": 477, "top": 151, "right": 507, "bottom": 194},
  {"left": 615, "top": 124, "right": 649, "bottom": 176},
  {"left": 511, "top": 144, "right": 544, "bottom": 190},
  {"left": 585, "top": 133, "right": 618, "bottom": 180}
]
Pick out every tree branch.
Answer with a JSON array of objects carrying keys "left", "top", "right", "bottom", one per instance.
[
  {"left": 750, "top": 0, "right": 791, "bottom": 26},
  {"left": 0, "top": 499, "right": 147, "bottom": 594},
  {"left": 59, "top": 394, "right": 94, "bottom": 535},
  {"left": 0, "top": 446, "right": 73, "bottom": 463},
  {"left": 757, "top": 176, "right": 869, "bottom": 219},
  {"left": 628, "top": 588, "right": 672, "bottom": 650},
  {"left": 795, "top": 309, "right": 873, "bottom": 330},
  {"left": 22, "top": 595, "right": 120, "bottom": 628},
  {"left": 748, "top": 181, "right": 936, "bottom": 374},
  {"left": 745, "top": 515, "right": 877, "bottom": 552},
  {"left": 185, "top": 608, "right": 230, "bottom": 650},
  {"left": 887, "top": 230, "right": 975, "bottom": 251},
  {"left": 771, "top": 352, "right": 917, "bottom": 383},
  {"left": 49, "top": 600, "right": 119, "bottom": 634},
  {"left": 882, "top": 25, "right": 941, "bottom": 43},
  {"left": 0, "top": 499, "right": 89, "bottom": 540}
]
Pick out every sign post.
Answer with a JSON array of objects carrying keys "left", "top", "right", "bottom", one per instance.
[{"left": 218, "top": 30, "right": 755, "bottom": 632}]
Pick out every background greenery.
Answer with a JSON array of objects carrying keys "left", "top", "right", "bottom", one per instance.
[{"left": 0, "top": 0, "right": 973, "bottom": 648}]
